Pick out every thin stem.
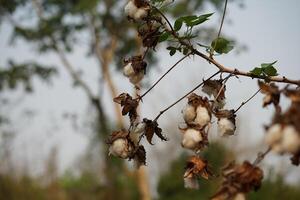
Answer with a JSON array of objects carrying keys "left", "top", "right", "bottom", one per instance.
[
  {"left": 139, "top": 53, "right": 191, "bottom": 100},
  {"left": 253, "top": 147, "right": 271, "bottom": 166},
  {"left": 210, "top": 0, "right": 228, "bottom": 56},
  {"left": 154, "top": 71, "right": 221, "bottom": 121},
  {"left": 152, "top": 6, "right": 175, "bottom": 32},
  {"left": 234, "top": 88, "right": 261, "bottom": 113}
]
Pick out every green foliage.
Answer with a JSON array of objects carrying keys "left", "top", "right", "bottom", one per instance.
[
  {"left": 211, "top": 37, "right": 234, "bottom": 54},
  {"left": 0, "top": 61, "right": 57, "bottom": 92},
  {"left": 250, "top": 61, "right": 278, "bottom": 76},
  {"left": 174, "top": 13, "right": 213, "bottom": 31}
]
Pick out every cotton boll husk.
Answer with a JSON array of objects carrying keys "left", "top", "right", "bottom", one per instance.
[
  {"left": 109, "top": 138, "right": 130, "bottom": 159},
  {"left": 123, "top": 62, "right": 135, "bottom": 77},
  {"left": 134, "top": 8, "right": 148, "bottom": 21},
  {"left": 181, "top": 129, "right": 202, "bottom": 150},
  {"left": 124, "top": 1, "right": 138, "bottom": 18},
  {"left": 282, "top": 125, "right": 300, "bottom": 154},
  {"left": 194, "top": 106, "right": 210, "bottom": 127},
  {"left": 265, "top": 124, "right": 283, "bottom": 146},
  {"left": 218, "top": 118, "right": 235, "bottom": 136},
  {"left": 129, "top": 72, "right": 144, "bottom": 84},
  {"left": 182, "top": 104, "right": 196, "bottom": 123}
]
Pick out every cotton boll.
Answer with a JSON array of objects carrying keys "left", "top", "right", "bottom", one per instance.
[
  {"left": 109, "top": 138, "right": 130, "bottom": 159},
  {"left": 132, "top": 122, "right": 145, "bottom": 134},
  {"left": 129, "top": 72, "right": 144, "bottom": 84},
  {"left": 134, "top": 8, "right": 148, "bottom": 21},
  {"left": 123, "top": 62, "right": 135, "bottom": 77},
  {"left": 265, "top": 124, "right": 282, "bottom": 146},
  {"left": 194, "top": 106, "right": 210, "bottom": 127},
  {"left": 282, "top": 125, "right": 300, "bottom": 154},
  {"left": 183, "top": 177, "right": 199, "bottom": 189},
  {"left": 181, "top": 129, "right": 202, "bottom": 150},
  {"left": 218, "top": 118, "right": 235, "bottom": 136},
  {"left": 234, "top": 193, "right": 246, "bottom": 200},
  {"left": 272, "top": 143, "right": 284, "bottom": 154},
  {"left": 124, "top": 1, "right": 138, "bottom": 18},
  {"left": 182, "top": 104, "right": 196, "bottom": 123}
]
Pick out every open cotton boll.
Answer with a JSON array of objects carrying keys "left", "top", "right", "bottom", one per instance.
[
  {"left": 194, "top": 106, "right": 210, "bottom": 127},
  {"left": 218, "top": 118, "right": 235, "bottom": 136},
  {"left": 282, "top": 125, "right": 300, "bottom": 154},
  {"left": 124, "top": 1, "right": 138, "bottom": 18},
  {"left": 234, "top": 193, "right": 246, "bottom": 200},
  {"left": 134, "top": 8, "right": 148, "bottom": 21},
  {"left": 181, "top": 129, "right": 202, "bottom": 150},
  {"left": 183, "top": 176, "right": 199, "bottom": 189},
  {"left": 182, "top": 104, "right": 196, "bottom": 123},
  {"left": 265, "top": 124, "right": 282, "bottom": 146},
  {"left": 129, "top": 72, "right": 144, "bottom": 84},
  {"left": 132, "top": 122, "right": 146, "bottom": 134},
  {"left": 109, "top": 138, "right": 130, "bottom": 159},
  {"left": 123, "top": 62, "right": 135, "bottom": 77}
]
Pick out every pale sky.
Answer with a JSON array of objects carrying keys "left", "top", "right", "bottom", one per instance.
[{"left": 0, "top": 0, "right": 300, "bottom": 189}]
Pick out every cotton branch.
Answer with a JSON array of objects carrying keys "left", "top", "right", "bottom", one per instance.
[
  {"left": 154, "top": 71, "right": 220, "bottom": 121},
  {"left": 153, "top": 7, "right": 300, "bottom": 86}
]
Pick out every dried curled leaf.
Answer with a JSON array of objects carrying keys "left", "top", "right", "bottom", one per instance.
[
  {"left": 124, "top": 55, "right": 147, "bottom": 74},
  {"left": 183, "top": 156, "right": 213, "bottom": 189},
  {"left": 284, "top": 89, "right": 300, "bottom": 103},
  {"left": 202, "top": 79, "right": 226, "bottom": 100},
  {"left": 113, "top": 93, "right": 139, "bottom": 122},
  {"left": 131, "top": 145, "right": 147, "bottom": 167},
  {"left": 138, "top": 25, "right": 160, "bottom": 49},
  {"left": 143, "top": 118, "right": 167, "bottom": 144},
  {"left": 212, "top": 161, "right": 263, "bottom": 200},
  {"left": 258, "top": 81, "right": 280, "bottom": 107},
  {"left": 214, "top": 109, "right": 236, "bottom": 119},
  {"left": 134, "top": 0, "right": 150, "bottom": 8}
]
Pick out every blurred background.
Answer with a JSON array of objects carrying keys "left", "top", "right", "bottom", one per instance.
[{"left": 0, "top": 0, "right": 300, "bottom": 199}]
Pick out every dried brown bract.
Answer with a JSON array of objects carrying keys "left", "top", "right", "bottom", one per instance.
[
  {"left": 130, "top": 145, "right": 147, "bottom": 167},
  {"left": 183, "top": 156, "right": 213, "bottom": 189},
  {"left": 138, "top": 25, "right": 161, "bottom": 49},
  {"left": 143, "top": 118, "right": 167, "bottom": 144},
  {"left": 258, "top": 81, "right": 280, "bottom": 107},
  {"left": 113, "top": 93, "right": 139, "bottom": 122},
  {"left": 212, "top": 161, "right": 263, "bottom": 200},
  {"left": 202, "top": 79, "right": 226, "bottom": 109}
]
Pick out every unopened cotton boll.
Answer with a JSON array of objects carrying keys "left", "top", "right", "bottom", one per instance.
[
  {"left": 129, "top": 72, "right": 144, "bottom": 84},
  {"left": 265, "top": 124, "right": 282, "bottom": 147},
  {"left": 134, "top": 8, "right": 148, "bottom": 21},
  {"left": 181, "top": 129, "right": 202, "bottom": 150},
  {"left": 194, "top": 106, "right": 210, "bottom": 127},
  {"left": 124, "top": 1, "right": 138, "bottom": 18},
  {"left": 182, "top": 104, "right": 196, "bottom": 123},
  {"left": 123, "top": 62, "right": 135, "bottom": 77},
  {"left": 282, "top": 125, "right": 300, "bottom": 154},
  {"left": 218, "top": 118, "right": 235, "bottom": 136},
  {"left": 109, "top": 138, "right": 130, "bottom": 159}
]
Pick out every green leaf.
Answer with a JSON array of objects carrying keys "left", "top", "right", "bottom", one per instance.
[
  {"left": 211, "top": 37, "right": 234, "bottom": 54},
  {"left": 261, "top": 61, "right": 277, "bottom": 68},
  {"left": 250, "top": 67, "right": 263, "bottom": 76},
  {"left": 167, "top": 46, "right": 177, "bottom": 56},
  {"left": 158, "top": 32, "right": 171, "bottom": 43},
  {"left": 185, "top": 13, "right": 213, "bottom": 27},
  {"left": 263, "top": 66, "right": 278, "bottom": 76},
  {"left": 174, "top": 19, "right": 183, "bottom": 31}
]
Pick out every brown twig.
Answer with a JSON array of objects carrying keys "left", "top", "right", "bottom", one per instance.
[
  {"left": 234, "top": 88, "right": 261, "bottom": 113},
  {"left": 253, "top": 147, "right": 271, "bottom": 166},
  {"left": 139, "top": 53, "right": 191, "bottom": 100},
  {"left": 154, "top": 71, "right": 221, "bottom": 121}
]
